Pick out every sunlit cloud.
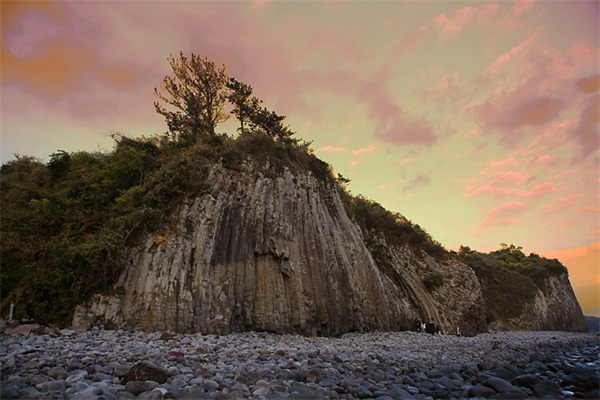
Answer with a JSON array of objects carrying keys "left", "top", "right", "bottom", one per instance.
[
  {"left": 467, "top": 181, "right": 556, "bottom": 199},
  {"left": 540, "top": 194, "right": 585, "bottom": 217},
  {"left": 251, "top": 0, "right": 269, "bottom": 8},
  {"left": 432, "top": 6, "right": 477, "bottom": 34},
  {"left": 317, "top": 146, "right": 348, "bottom": 154},
  {"left": 512, "top": 0, "right": 534, "bottom": 16},
  {"left": 349, "top": 145, "right": 378, "bottom": 166},
  {"left": 431, "top": 2, "right": 510, "bottom": 36},
  {"left": 350, "top": 145, "right": 377, "bottom": 157},
  {"left": 480, "top": 28, "right": 542, "bottom": 78},
  {"left": 477, "top": 201, "right": 530, "bottom": 233}
]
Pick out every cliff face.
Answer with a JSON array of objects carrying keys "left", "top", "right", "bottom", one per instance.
[
  {"left": 488, "top": 274, "right": 587, "bottom": 332},
  {"left": 73, "top": 161, "right": 486, "bottom": 336}
]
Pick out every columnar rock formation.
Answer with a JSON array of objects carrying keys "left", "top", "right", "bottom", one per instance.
[{"left": 73, "top": 161, "right": 487, "bottom": 335}]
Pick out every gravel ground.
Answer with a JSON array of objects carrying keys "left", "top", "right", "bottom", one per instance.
[{"left": 1, "top": 325, "right": 598, "bottom": 399}]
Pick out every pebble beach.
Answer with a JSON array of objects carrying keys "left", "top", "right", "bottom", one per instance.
[{"left": 1, "top": 325, "right": 598, "bottom": 399}]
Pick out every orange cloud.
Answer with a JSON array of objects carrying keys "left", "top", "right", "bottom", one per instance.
[
  {"left": 0, "top": 1, "right": 66, "bottom": 33},
  {"left": 576, "top": 74, "right": 600, "bottom": 94},
  {"left": 2, "top": 39, "right": 139, "bottom": 98},
  {"left": 1, "top": 3, "right": 139, "bottom": 99}
]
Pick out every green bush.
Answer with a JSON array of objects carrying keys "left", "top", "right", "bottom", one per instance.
[
  {"left": 342, "top": 195, "right": 447, "bottom": 260},
  {"left": 422, "top": 272, "right": 444, "bottom": 292}
]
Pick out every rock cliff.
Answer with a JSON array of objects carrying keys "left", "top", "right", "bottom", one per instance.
[
  {"left": 487, "top": 274, "right": 587, "bottom": 332},
  {"left": 73, "top": 161, "right": 486, "bottom": 335}
]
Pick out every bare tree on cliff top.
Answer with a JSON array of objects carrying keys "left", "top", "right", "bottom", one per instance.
[{"left": 154, "top": 52, "right": 229, "bottom": 143}]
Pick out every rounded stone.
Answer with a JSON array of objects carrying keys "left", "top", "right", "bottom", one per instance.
[
  {"left": 125, "top": 380, "right": 151, "bottom": 395},
  {"left": 203, "top": 378, "right": 219, "bottom": 391}
]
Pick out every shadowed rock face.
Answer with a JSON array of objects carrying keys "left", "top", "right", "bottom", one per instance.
[
  {"left": 73, "top": 162, "right": 486, "bottom": 336},
  {"left": 488, "top": 275, "right": 588, "bottom": 332}
]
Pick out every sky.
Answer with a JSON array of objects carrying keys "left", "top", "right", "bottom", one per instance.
[{"left": 1, "top": 0, "right": 599, "bottom": 316}]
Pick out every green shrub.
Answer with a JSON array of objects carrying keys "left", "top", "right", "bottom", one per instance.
[
  {"left": 422, "top": 272, "right": 444, "bottom": 292},
  {"left": 457, "top": 245, "right": 568, "bottom": 322},
  {"left": 342, "top": 195, "right": 447, "bottom": 260}
]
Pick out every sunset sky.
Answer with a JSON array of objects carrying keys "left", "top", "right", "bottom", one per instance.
[{"left": 1, "top": 0, "right": 599, "bottom": 316}]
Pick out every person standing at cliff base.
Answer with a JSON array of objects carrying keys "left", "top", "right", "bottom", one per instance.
[
  {"left": 414, "top": 318, "right": 421, "bottom": 333},
  {"left": 425, "top": 321, "right": 435, "bottom": 335}
]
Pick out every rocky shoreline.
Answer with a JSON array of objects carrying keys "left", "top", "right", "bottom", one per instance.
[{"left": 1, "top": 325, "right": 598, "bottom": 399}]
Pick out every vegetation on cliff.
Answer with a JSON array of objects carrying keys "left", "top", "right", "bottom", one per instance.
[
  {"left": 1, "top": 53, "right": 440, "bottom": 325},
  {"left": 457, "top": 244, "right": 568, "bottom": 323}
]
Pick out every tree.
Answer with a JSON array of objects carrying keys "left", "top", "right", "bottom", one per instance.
[
  {"left": 225, "top": 77, "right": 294, "bottom": 143},
  {"left": 226, "top": 77, "right": 255, "bottom": 134},
  {"left": 154, "top": 52, "right": 229, "bottom": 143},
  {"left": 249, "top": 105, "right": 294, "bottom": 143}
]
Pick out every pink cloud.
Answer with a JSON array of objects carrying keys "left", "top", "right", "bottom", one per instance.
[
  {"left": 572, "top": 95, "right": 600, "bottom": 159},
  {"left": 350, "top": 145, "right": 377, "bottom": 157},
  {"left": 540, "top": 194, "right": 585, "bottom": 217},
  {"left": 432, "top": 6, "right": 477, "bottom": 34},
  {"left": 488, "top": 170, "right": 527, "bottom": 185},
  {"left": 533, "top": 154, "right": 556, "bottom": 164},
  {"left": 317, "top": 146, "right": 348, "bottom": 154},
  {"left": 491, "top": 157, "right": 518, "bottom": 168},
  {"left": 421, "top": 71, "right": 462, "bottom": 104},
  {"left": 473, "top": 79, "right": 565, "bottom": 146},
  {"left": 467, "top": 181, "right": 556, "bottom": 199},
  {"left": 251, "top": 0, "right": 269, "bottom": 8},
  {"left": 461, "top": 31, "right": 600, "bottom": 157},
  {"left": 349, "top": 145, "right": 378, "bottom": 166},
  {"left": 369, "top": 102, "right": 436, "bottom": 146},
  {"left": 475, "top": 71, "right": 564, "bottom": 125},
  {"left": 466, "top": 152, "right": 561, "bottom": 201},
  {"left": 432, "top": 1, "right": 535, "bottom": 38},
  {"left": 477, "top": 201, "right": 530, "bottom": 232},
  {"left": 512, "top": 0, "right": 534, "bottom": 16},
  {"left": 477, "top": 158, "right": 519, "bottom": 175},
  {"left": 358, "top": 86, "right": 436, "bottom": 146},
  {"left": 480, "top": 28, "right": 541, "bottom": 78},
  {"left": 316, "top": 145, "right": 379, "bottom": 167}
]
